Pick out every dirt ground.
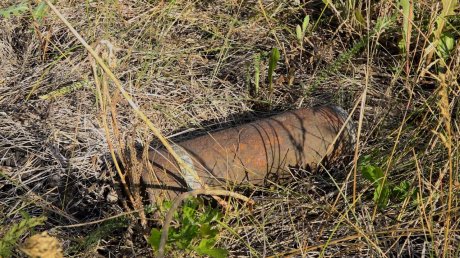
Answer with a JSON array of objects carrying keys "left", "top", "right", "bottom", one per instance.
[{"left": 1, "top": 0, "right": 459, "bottom": 257}]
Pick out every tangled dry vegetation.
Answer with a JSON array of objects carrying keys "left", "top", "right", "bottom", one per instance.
[{"left": 1, "top": 0, "right": 459, "bottom": 257}]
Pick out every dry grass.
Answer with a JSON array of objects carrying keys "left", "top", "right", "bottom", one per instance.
[{"left": 1, "top": 0, "right": 459, "bottom": 257}]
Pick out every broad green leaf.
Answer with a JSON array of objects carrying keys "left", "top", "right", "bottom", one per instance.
[
  {"left": 147, "top": 228, "right": 161, "bottom": 251},
  {"left": 441, "top": 0, "right": 458, "bottom": 16},
  {"left": 399, "top": 0, "right": 410, "bottom": 36},
  {"left": 182, "top": 206, "right": 197, "bottom": 223},
  {"left": 437, "top": 33, "right": 455, "bottom": 60},
  {"left": 393, "top": 180, "right": 410, "bottom": 200},
  {"left": 361, "top": 164, "right": 384, "bottom": 183},
  {"left": 200, "top": 208, "right": 221, "bottom": 223},
  {"left": 435, "top": 0, "right": 458, "bottom": 37},
  {"left": 296, "top": 24, "right": 303, "bottom": 42},
  {"left": 399, "top": 0, "right": 412, "bottom": 53},
  {"left": 354, "top": 9, "right": 365, "bottom": 25},
  {"left": 358, "top": 155, "right": 372, "bottom": 166},
  {"left": 360, "top": 164, "right": 375, "bottom": 181},
  {"left": 302, "top": 15, "right": 310, "bottom": 32},
  {"left": 253, "top": 53, "right": 261, "bottom": 96},
  {"left": 375, "top": 183, "right": 390, "bottom": 209},
  {"left": 162, "top": 200, "right": 172, "bottom": 210},
  {"left": 268, "top": 47, "right": 280, "bottom": 93},
  {"left": 195, "top": 238, "right": 228, "bottom": 258},
  {"left": 200, "top": 223, "right": 219, "bottom": 238},
  {"left": 360, "top": 159, "right": 390, "bottom": 208},
  {"left": 398, "top": 38, "right": 406, "bottom": 53},
  {"left": 175, "top": 224, "right": 198, "bottom": 249},
  {"left": 394, "top": 180, "right": 410, "bottom": 194}
]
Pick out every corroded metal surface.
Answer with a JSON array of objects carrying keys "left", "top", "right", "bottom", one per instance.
[{"left": 142, "top": 106, "right": 355, "bottom": 203}]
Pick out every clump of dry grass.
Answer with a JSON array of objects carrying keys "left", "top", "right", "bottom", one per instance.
[{"left": 1, "top": 0, "right": 459, "bottom": 257}]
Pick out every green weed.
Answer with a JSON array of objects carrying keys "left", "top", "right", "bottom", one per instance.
[
  {"left": 250, "top": 48, "right": 281, "bottom": 100},
  {"left": 295, "top": 15, "right": 310, "bottom": 50},
  {"left": 0, "top": 214, "right": 46, "bottom": 257},
  {"left": 267, "top": 47, "right": 280, "bottom": 97},
  {"left": 253, "top": 52, "right": 261, "bottom": 97},
  {"left": 359, "top": 156, "right": 417, "bottom": 209},
  {"left": 398, "top": 0, "right": 412, "bottom": 54},
  {"left": 0, "top": 1, "right": 48, "bottom": 20},
  {"left": 149, "top": 198, "right": 227, "bottom": 258},
  {"left": 0, "top": 2, "right": 28, "bottom": 18},
  {"left": 426, "top": 0, "right": 459, "bottom": 64}
]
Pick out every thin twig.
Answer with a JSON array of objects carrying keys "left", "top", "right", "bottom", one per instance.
[{"left": 157, "top": 189, "right": 254, "bottom": 258}]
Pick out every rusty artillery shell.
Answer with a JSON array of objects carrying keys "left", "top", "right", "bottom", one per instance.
[{"left": 142, "top": 106, "right": 355, "bottom": 203}]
